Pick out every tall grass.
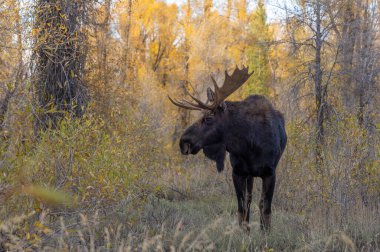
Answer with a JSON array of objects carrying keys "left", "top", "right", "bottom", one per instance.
[{"left": 1, "top": 193, "right": 378, "bottom": 251}]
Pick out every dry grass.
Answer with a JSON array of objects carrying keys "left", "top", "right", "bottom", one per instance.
[
  {"left": 1, "top": 159, "right": 379, "bottom": 251},
  {"left": 0, "top": 114, "right": 379, "bottom": 251},
  {"left": 1, "top": 198, "right": 378, "bottom": 251}
]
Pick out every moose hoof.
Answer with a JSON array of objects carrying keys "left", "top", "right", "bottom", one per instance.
[
  {"left": 238, "top": 214, "right": 250, "bottom": 232},
  {"left": 260, "top": 217, "right": 271, "bottom": 232}
]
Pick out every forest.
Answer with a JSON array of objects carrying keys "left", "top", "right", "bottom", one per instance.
[{"left": 0, "top": 0, "right": 379, "bottom": 251}]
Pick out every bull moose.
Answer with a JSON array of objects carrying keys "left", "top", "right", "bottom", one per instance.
[{"left": 168, "top": 66, "right": 287, "bottom": 231}]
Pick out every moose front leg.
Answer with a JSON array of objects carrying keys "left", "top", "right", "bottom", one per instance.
[
  {"left": 232, "top": 172, "right": 253, "bottom": 231},
  {"left": 259, "top": 175, "right": 276, "bottom": 231}
]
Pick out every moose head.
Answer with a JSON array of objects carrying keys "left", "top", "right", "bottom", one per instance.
[{"left": 168, "top": 66, "right": 253, "bottom": 172}]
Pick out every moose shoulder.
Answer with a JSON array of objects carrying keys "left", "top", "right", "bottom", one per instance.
[{"left": 169, "top": 66, "right": 287, "bottom": 231}]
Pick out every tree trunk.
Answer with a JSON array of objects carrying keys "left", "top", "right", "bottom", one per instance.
[
  {"left": 314, "top": 0, "right": 324, "bottom": 170},
  {"left": 355, "top": 0, "right": 378, "bottom": 206},
  {"left": 0, "top": 0, "right": 23, "bottom": 132},
  {"left": 120, "top": 0, "right": 133, "bottom": 86},
  {"left": 226, "top": 0, "right": 232, "bottom": 20},
  {"left": 97, "top": 0, "right": 112, "bottom": 115},
  {"left": 33, "top": 0, "right": 88, "bottom": 129},
  {"left": 340, "top": 0, "right": 357, "bottom": 108}
]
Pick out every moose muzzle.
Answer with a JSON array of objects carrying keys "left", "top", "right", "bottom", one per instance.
[{"left": 179, "top": 139, "right": 201, "bottom": 155}]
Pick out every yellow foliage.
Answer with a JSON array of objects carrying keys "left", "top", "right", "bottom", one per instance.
[{"left": 0, "top": 1, "right": 379, "bottom": 251}]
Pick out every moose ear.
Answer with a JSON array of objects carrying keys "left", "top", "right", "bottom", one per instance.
[
  {"left": 220, "top": 102, "right": 227, "bottom": 112},
  {"left": 207, "top": 87, "right": 215, "bottom": 103}
]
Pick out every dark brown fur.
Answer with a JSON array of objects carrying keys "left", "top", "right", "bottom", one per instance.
[{"left": 179, "top": 95, "right": 287, "bottom": 231}]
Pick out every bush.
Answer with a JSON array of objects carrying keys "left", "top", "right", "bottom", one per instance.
[{"left": 0, "top": 109, "right": 166, "bottom": 215}]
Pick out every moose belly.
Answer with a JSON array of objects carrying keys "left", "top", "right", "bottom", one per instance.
[
  {"left": 252, "top": 165, "right": 275, "bottom": 177},
  {"left": 248, "top": 154, "right": 277, "bottom": 177},
  {"left": 230, "top": 153, "right": 276, "bottom": 177}
]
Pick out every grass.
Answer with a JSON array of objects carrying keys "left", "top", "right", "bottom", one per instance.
[
  {"left": 0, "top": 117, "right": 379, "bottom": 251},
  {"left": 1, "top": 188, "right": 379, "bottom": 251}
]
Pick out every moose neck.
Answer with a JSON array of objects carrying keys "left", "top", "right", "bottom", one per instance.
[{"left": 222, "top": 101, "right": 251, "bottom": 156}]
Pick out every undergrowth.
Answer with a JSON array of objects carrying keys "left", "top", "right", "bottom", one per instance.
[{"left": 0, "top": 111, "right": 379, "bottom": 251}]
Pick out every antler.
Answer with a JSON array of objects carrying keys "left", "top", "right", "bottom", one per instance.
[
  {"left": 209, "top": 65, "right": 253, "bottom": 110},
  {"left": 168, "top": 66, "right": 253, "bottom": 111},
  {"left": 167, "top": 81, "right": 210, "bottom": 111}
]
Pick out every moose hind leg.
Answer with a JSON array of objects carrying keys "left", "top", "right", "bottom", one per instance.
[
  {"left": 259, "top": 175, "right": 275, "bottom": 231},
  {"left": 232, "top": 172, "right": 254, "bottom": 231}
]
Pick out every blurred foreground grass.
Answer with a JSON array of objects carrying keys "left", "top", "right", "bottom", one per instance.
[{"left": 1, "top": 191, "right": 379, "bottom": 251}]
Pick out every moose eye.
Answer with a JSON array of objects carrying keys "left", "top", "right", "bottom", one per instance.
[{"left": 204, "top": 116, "right": 213, "bottom": 125}]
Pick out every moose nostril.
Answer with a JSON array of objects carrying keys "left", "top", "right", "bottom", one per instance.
[{"left": 180, "top": 142, "right": 190, "bottom": 155}]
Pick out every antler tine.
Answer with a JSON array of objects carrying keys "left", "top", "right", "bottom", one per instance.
[
  {"left": 168, "top": 80, "right": 212, "bottom": 111},
  {"left": 183, "top": 85, "right": 213, "bottom": 110},
  {"left": 167, "top": 95, "right": 202, "bottom": 111},
  {"left": 210, "top": 75, "right": 219, "bottom": 104}
]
